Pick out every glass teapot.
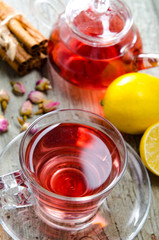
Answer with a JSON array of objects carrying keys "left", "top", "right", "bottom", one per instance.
[{"left": 30, "top": 0, "right": 159, "bottom": 89}]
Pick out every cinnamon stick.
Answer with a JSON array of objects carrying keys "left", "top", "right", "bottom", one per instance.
[
  {"left": 0, "top": 45, "right": 47, "bottom": 76},
  {"left": 0, "top": 0, "right": 48, "bottom": 76},
  {"left": 0, "top": 0, "right": 48, "bottom": 55},
  {"left": 17, "top": 15, "right": 48, "bottom": 54},
  {"left": 8, "top": 18, "right": 39, "bottom": 55},
  {"left": 0, "top": 46, "right": 30, "bottom": 76}
]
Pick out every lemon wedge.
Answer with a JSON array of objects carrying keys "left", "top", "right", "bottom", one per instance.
[{"left": 139, "top": 122, "right": 159, "bottom": 175}]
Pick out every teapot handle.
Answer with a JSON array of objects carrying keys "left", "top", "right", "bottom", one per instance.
[
  {"left": 29, "top": 0, "right": 66, "bottom": 29},
  {"left": 135, "top": 53, "right": 159, "bottom": 71}
]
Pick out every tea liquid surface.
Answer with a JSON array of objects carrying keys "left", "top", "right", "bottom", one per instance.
[{"left": 25, "top": 123, "right": 121, "bottom": 197}]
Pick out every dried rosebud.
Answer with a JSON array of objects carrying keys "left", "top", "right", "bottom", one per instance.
[
  {"left": 36, "top": 77, "right": 52, "bottom": 91},
  {"left": 28, "top": 91, "right": 44, "bottom": 104},
  {"left": 20, "top": 122, "right": 31, "bottom": 132},
  {"left": 17, "top": 117, "right": 37, "bottom": 134},
  {"left": 41, "top": 100, "right": 59, "bottom": 113},
  {"left": 17, "top": 116, "right": 25, "bottom": 126},
  {"left": 0, "top": 89, "right": 10, "bottom": 102},
  {"left": 0, "top": 89, "right": 10, "bottom": 112},
  {"left": 20, "top": 100, "right": 33, "bottom": 121},
  {"left": 0, "top": 114, "right": 9, "bottom": 133},
  {"left": 35, "top": 100, "right": 59, "bottom": 115},
  {"left": 11, "top": 81, "right": 26, "bottom": 95},
  {"left": 21, "top": 124, "right": 38, "bottom": 134},
  {"left": 34, "top": 108, "right": 43, "bottom": 115},
  {"left": 1, "top": 101, "right": 7, "bottom": 112}
]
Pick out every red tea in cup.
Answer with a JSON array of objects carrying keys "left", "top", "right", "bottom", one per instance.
[
  {"left": 20, "top": 109, "right": 127, "bottom": 230},
  {"left": 25, "top": 122, "right": 121, "bottom": 198}
]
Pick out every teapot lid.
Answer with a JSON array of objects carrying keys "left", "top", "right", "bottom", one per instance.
[{"left": 65, "top": 0, "right": 133, "bottom": 45}]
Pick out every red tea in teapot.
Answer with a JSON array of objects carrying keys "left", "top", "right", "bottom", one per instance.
[{"left": 48, "top": 0, "right": 143, "bottom": 89}]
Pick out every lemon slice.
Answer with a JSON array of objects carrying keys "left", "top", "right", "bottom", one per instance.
[{"left": 139, "top": 122, "right": 159, "bottom": 175}]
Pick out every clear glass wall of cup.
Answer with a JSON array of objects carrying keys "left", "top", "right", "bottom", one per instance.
[
  {"left": 30, "top": 0, "right": 159, "bottom": 89},
  {"left": 18, "top": 109, "right": 127, "bottom": 230}
]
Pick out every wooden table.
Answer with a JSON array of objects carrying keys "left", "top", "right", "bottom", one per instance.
[{"left": 0, "top": 0, "right": 159, "bottom": 239}]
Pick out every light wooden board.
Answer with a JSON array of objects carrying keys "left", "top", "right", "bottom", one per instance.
[{"left": 0, "top": 0, "right": 159, "bottom": 239}]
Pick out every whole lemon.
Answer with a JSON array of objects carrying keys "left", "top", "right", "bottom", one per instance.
[{"left": 103, "top": 72, "right": 159, "bottom": 134}]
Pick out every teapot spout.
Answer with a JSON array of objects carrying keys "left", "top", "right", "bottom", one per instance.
[{"left": 135, "top": 53, "right": 159, "bottom": 71}]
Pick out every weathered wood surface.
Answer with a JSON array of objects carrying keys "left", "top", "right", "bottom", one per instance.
[{"left": 0, "top": 0, "right": 159, "bottom": 239}]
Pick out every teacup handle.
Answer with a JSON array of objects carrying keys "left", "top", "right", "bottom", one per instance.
[
  {"left": 29, "top": 0, "right": 66, "bottom": 29},
  {"left": 0, "top": 170, "right": 35, "bottom": 210}
]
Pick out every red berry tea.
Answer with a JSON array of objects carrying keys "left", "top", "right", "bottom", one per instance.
[
  {"left": 48, "top": 7, "right": 143, "bottom": 89},
  {"left": 25, "top": 123, "right": 121, "bottom": 198}
]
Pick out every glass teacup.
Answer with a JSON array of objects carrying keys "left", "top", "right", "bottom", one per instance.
[{"left": 0, "top": 109, "right": 127, "bottom": 230}]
